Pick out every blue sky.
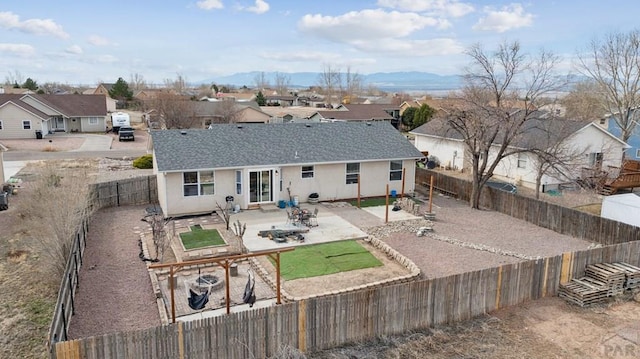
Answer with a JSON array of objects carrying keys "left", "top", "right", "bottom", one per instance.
[{"left": 1, "top": 1, "right": 639, "bottom": 86}]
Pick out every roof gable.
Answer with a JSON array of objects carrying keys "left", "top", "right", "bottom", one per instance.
[{"left": 152, "top": 122, "right": 423, "bottom": 172}]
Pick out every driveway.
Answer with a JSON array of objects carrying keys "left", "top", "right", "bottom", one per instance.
[{"left": 1, "top": 131, "right": 148, "bottom": 180}]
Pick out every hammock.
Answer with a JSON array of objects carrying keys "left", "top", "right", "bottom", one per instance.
[
  {"left": 243, "top": 271, "right": 256, "bottom": 307},
  {"left": 188, "top": 288, "right": 210, "bottom": 310}
]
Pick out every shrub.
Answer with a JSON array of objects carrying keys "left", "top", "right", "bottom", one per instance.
[{"left": 133, "top": 154, "right": 153, "bottom": 169}]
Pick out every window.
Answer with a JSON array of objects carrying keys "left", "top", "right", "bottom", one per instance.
[
  {"left": 236, "top": 170, "right": 242, "bottom": 195},
  {"left": 0, "top": 120, "right": 3, "bottom": 130},
  {"left": 588, "top": 152, "right": 603, "bottom": 167},
  {"left": 88, "top": 117, "right": 99, "bottom": 125},
  {"left": 517, "top": 153, "right": 527, "bottom": 169},
  {"left": 22, "top": 120, "right": 31, "bottom": 130},
  {"left": 599, "top": 118, "right": 606, "bottom": 125},
  {"left": 389, "top": 160, "right": 403, "bottom": 181},
  {"left": 183, "top": 171, "right": 214, "bottom": 197},
  {"left": 346, "top": 162, "right": 360, "bottom": 184},
  {"left": 301, "top": 165, "right": 314, "bottom": 178},
  {"left": 636, "top": 149, "right": 640, "bottom": 159}
]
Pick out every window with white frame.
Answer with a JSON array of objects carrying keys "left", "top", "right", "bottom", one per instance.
[
  {"left": 183, "top": 171, "right": 215, "bottom": 197},
  {"left": 389, "top": 160, "right": 403, "bottom": 181},
  {"left": 517, "top": 153, "right": 527, "bottom": 169},
  {"left": 346, "top": 162, "right": 360, "bottom": 184},
  {"left": 588, "top": 152, "right": 603, "bottom": 167},
  {"left": 301, "top": 165, "right": 314, "bottom": 178},
  {"left": 235, "top": 170, "right": 242, "bottom": 195},
  {"left": 22, "top": 120, "right": 31, "bottom": 130},
  {"left": 88, "top": 117, "right": 99, "bottom": 125}
]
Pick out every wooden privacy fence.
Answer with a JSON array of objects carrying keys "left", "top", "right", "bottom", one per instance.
[
  {"left": 90, "top": 175, "right": 157, "bottom": 209},
  {"left": 48, "top": 219, "right": 89, "bottom": 350},
  {"left": 52, "top": 241, "right": 640, "bottom": 359},
  {"left": 416, "top": 168, "right": 640, "bottom": 245}
]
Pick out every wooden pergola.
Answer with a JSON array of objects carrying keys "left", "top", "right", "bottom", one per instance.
[{"left": 149, "top": 247, "right": 295, "bottom": 323}]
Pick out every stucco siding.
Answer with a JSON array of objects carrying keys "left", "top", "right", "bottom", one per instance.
[{"left": 163, "top": 170, "right": 236, "bottom": 217}]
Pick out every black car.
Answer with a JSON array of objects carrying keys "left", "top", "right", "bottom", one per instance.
[{"left": 118, "top": 127, "right": 135, "bottom": 141}]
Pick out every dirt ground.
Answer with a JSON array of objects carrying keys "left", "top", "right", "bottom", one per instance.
[{"left": 1, "top": 147, "right": 638, "bottom": 358}]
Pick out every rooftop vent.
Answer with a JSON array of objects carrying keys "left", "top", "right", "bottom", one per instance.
[
  {"left": 180, "top": 130, "right": 187, "bottom": 135},
  {"left": 237, "top": 125, "right": 243, "bottom": 129},
  {"left": 305, "top": 124, "right": 311, "bottom": 128},
  {"left": 365, "top": 122, "right": 372, "bottom": 126}
]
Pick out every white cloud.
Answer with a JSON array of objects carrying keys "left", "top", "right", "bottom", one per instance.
[
  {"left": 197, "top": 0, "right": 224, "bottom": 10},
  {"left": 378, "top": 0, "right": 474, "bottom": 17},
  {"left": 88, "top": 35, "right": 111, "bottom": 46},
  {"left": 473, "top": 4, "right": 534, "bottom": 33},
  {"left": 0, "top": 43, "right": 36, "bottom": 56},
  {"left": 0, "top": 11, "right": 69, "bottom": 39},
  {"left": 353, "top": 38, "right": 464, "bottom": 57},
  {"left": 299, "top": 9, "right": 447, "bottom": 43},
  {"left": 243, "top": 0, "right": 270, "bottom": 14},
  {"left": 65, "top": 45, "right": 83, "bottom": 54}
]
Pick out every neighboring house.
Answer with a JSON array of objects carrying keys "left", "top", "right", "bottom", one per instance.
[
  {"left": 259, "top": 106, "right": 320, "bottom": 123},
  {"left": 411, "top": 116, "right": 628, "bottom": 191},
  {"left": 600, "top": 111, "right": 640, "bottom": 161},
  {"left": 83, "top": 83, "right": 114, "bottom": 97},
  {"left": 265, "top": 95, "right": 299, "bottom": 107},
  {"left": 150, "top": 122, "right": 424, "bottom": 217},
  {"left": 192, "top": 101, "right": 271, "bottom": 127},
  {"left": 0, "top": 147, "right": 4, "bottom": 182},
  {"left": 0, "top": 94, "right": 107, "bottom": 138},
  {"left": 399, "top": 100, "right": 422, "bottom": 115},
  {"left": 309, "top": 104, "right": 400, "bottom": 128}
]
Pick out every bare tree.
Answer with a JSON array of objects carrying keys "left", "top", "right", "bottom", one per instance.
[
  {"left": 4, "top": 70, "right": 24, "bottom": 86},
  {"left": 274, "top": 72, "right": 291, "bottom": 96},
  {"left": 215, "top": 99, "right": 240, "bottom": 123},
  {"left": 561, "top": 80, "right": 605, "bottom": 122},
  {"left": 164, "top": 73, "right": 188, "bottom": 95},
  {"left": 526, "top": 117, "right": 592, "bottom": 198},
  {"left": 444, "top": 41, "right": 562, "bottom": 208},
  {"left": 253, "top": 72, "right": 270, "bottom": 91},
  {"left": 129, "top": 73, "right": 148, "bottom": 91},
  {"left": 577, "top": 30, "right": 640, "bottom": 146},
  {"left": 340, "top": 66, "right": 363, "bottom": 104},
  {"left": 20, "top": 162, "right": 95, "bottom": 281},
  {"left": 216, "top": 202, "right": 232, "bottom": 230},
  {"left": 317, "top": 64, "right": 341, "bottom": 108},
  {"left": 141, "top": 210, "right": 174, "bottom": 262},
  {"left": 232, "top": 220, "right": 247, "bottom": 253},
  {"left": 150, "top": 92, "right": 199, "bottom": 129}
]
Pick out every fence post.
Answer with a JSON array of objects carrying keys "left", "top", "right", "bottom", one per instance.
[
  {"left": 73, "top": 252, "right": 79, "bottom": 288},
  {"left": 68, "top": 272, "right": 75, "bottom": 315},
  {"left": 76, "top": 233, "right": 82, "bottom": 265},
  {"left": 61, "top": 303, "right": 68, "bottom": 341},
  {"left": 116, "top": 181, "right": 120, "bottom": 207}
]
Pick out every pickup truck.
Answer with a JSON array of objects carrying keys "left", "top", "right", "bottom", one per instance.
[{"left": 118, "top": 126, "right": 135, "bottom": 141}]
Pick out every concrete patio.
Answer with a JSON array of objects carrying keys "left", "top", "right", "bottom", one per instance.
[{"left": 229, "top": 202, "right": 421, "bottom": 251}]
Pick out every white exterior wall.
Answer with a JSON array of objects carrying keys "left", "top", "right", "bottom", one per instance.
[
  {"left": 0, "top": 103, "right": 46, "bottom": 139},
  {"left": 601, "top": 194, "right": 640, "bottom": 227},
  {"left": 157, "top": 159, "right": 418, "bottom": 217},
  {"left": 490, "top": 124, "right": 627, "bottom": 190},
  {"left": 414, "top": 135, "right": 464, "bottom": 170}
]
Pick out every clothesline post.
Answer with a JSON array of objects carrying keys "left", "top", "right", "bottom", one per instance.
[
  {"left": 224, "top": 260, "right": 231, "bottom": 314},
  {"left": 276, "top": 253, "right": 282, "bottom": 304}
]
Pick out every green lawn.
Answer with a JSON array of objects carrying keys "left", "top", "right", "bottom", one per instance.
[
  {"left": 180, "top": 226, "right": 225, "bottom": 250},
  {"left": 273, "top": 240, "right": 383, "bottom": 280},
  {"left": 349, "top": 196, "right": 414, "bottom": 207}
]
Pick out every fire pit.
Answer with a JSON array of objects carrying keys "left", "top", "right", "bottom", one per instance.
[{"left": 194, "top": 274, "right": 224, "bottom": 291}]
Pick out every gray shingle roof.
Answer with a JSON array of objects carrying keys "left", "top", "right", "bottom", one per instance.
[{"left": 152, "top": 122, "right": 423, "bottom": 172}]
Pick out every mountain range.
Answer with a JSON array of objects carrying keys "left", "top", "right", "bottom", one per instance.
[{"left": 202, "top": 71, "right": 463, "bottom": 92}]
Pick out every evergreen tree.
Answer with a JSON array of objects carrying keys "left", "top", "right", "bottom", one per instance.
[
  {"left": 412, "top": 104, "right": 436, "bottom": 129},
  {"left": 255, "top": 91, "right": 266, "bottom": 106},
  {"left": 108, "top": 77, "right": 134, "bottom": 102},
  {"left": 22, "top": 78, "right": 38, "bottom": 91}
]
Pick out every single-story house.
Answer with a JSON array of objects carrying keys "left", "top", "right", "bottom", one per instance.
[
  {"left": 309, "top": 104, "right": 400, "bottom": 128},
  {"left": 0, "top": 94, "right": 108, "bottom": 139},
  {"left": 193, "top": 101, "right": 271, "bottom": 127},
  {"left": 601, "top": 193, "right": 640, "bottom": 227},
  {"left": 150, "top": 122, "right": 424, "bottom": 217},
  {"left": 411, "top": 116, "right": 629, "bottom": 191}
]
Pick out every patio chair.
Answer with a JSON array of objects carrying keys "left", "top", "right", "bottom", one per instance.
[
  {"left": 286, "top": 209, "right": 297, "bottom": 225},
  {"left": 308, "top": 208, "right": 319, "bottom": 227}
]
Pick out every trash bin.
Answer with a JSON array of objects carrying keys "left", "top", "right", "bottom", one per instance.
[
  {"left": 0, "top": 192, "right": 8, "bottom": 211},
  {"left": 35, "top": 130, "right": 43, "bottom": 139}
]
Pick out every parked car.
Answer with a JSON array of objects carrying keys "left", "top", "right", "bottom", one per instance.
[
  {"left": 486, "top": 181, "right": 517, "bottom": 194},
  {"left": 118, "top": 127, "right": 135, "bottom": 141}
]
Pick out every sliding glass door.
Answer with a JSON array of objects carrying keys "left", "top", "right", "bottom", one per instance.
[{"left": 249, "top": 170, "right": 273, "bottom": 204}]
